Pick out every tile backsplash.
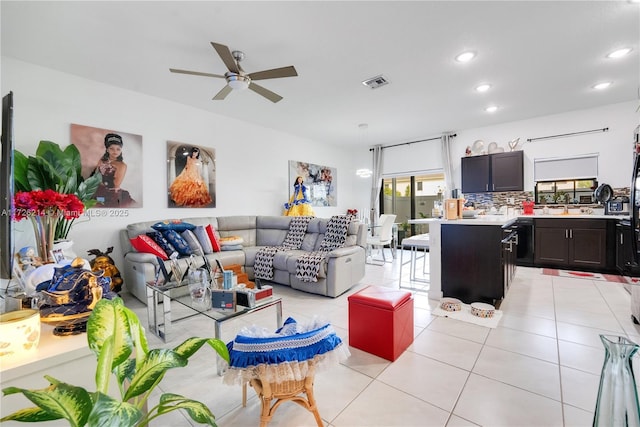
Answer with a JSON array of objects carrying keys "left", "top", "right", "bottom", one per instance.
[{"left": 463, "top": 187, "right": 629, "bottom": 209}]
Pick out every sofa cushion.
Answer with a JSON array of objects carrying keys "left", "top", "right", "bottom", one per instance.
[
  {"left": 181, "top": 230, "right": 204, "bottom": 256},
  {"left": 221, "top": 244, "right": 243, "bottom": 251},
  {"left": 194, "top": 226, "right": 214, "bottom": 254},
  {"left": 206, "top": 224, "right": 221, "bottom": 252},
  {"left": 146, "top": 231, "right": 177, "bottom": 258},
  {"left": 220, "top": 236, "right": 244, "bottom": 246},
  {"left": 130, "top": 235, "right": 168, "bottom": 260},
  {"left": 163, "top": 230, "right": 193, "bottom": 256},
  {"left": 151, "top": 220, "right": 196, "bottom": 232}
]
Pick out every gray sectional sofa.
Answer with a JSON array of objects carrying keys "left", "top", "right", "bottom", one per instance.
[{"left": 119, "top": 215, "right": 367, "bottom": 303}]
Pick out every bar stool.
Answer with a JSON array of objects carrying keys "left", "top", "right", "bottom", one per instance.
[{"left": 399, "top": 234, "right": 430, "bottom": 289}]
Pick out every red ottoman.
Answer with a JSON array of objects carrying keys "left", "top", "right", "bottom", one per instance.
[{"left": 348, "top": 286, "right": 414, "bottom": 361}]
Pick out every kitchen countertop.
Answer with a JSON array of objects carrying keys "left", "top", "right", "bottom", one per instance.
[{"left": 409, "top": 214, "right": 629, "bottom": 226}]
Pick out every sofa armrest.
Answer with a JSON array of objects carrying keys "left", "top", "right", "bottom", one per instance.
[
  {"left": 124, "top": 252, "right": 161, "bottom": 265},
  {"left": 326, "top": 246, "right": 361, "bottom": 258}
]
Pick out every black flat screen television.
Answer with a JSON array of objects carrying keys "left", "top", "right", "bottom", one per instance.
[{"left": 1, "top": 91, "right": 14, "bottom": 280}]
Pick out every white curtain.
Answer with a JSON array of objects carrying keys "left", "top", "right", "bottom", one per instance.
[
  {"left": 440, "top": 133, "right": 455, "bottom": 198},
  {"left": 370, "top": 145, "right": 383, "bottom": 224}
]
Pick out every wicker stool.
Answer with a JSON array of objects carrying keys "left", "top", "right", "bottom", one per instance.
[
  {"left": 243, "top": 362, "right": 323, "bottom": 427},
  {"left": 226, "top": 318, "right": 348, "bottom": 427}
]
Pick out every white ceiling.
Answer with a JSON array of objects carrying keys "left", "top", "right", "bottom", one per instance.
[{"left": 2, "top": 1, "right": 638, "bottom": 148}]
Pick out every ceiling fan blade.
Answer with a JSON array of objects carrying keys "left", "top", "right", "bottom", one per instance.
[
  {"left": 169, "top": 68, "right": 225, "bottom": 79},
  {"left": 248, "top": 66, "right": 298, "bottom": 81},
  {"left": 211, "top": 42, "right": 239, "bottom": 74},
  {"left": 213, "top": 85, "right": 233, "bottom": 100},
  {"left": 248, "top": 82, "right": 283, "bottom": 103}
]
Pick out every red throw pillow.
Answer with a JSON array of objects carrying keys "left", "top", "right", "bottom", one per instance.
[
  {"left": 206, "top": 224, "right": 221, "bottom": 252},
  {"left": 130, "top": 235, "right": 168, "bottom": 260}
]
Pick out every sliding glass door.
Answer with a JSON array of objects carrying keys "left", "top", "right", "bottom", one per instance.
[{"left": 381, "top": 172, "right": 445, "bottom": 242}]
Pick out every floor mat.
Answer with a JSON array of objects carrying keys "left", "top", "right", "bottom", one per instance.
[{"left": 542, "top": 268, "right": 627, "bottom": 283}]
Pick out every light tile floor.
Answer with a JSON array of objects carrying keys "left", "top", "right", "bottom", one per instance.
[{"left": 123, "top": 251, "right": 640, "bottom": 427}]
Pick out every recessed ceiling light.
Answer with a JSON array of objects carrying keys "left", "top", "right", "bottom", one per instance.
[
  {"left": 475, "top": 84, "right": 491, "bottom": 92},
  {"left": 485, "top": 105, "right": 498, "bottom": 113},
  {"left": 455, "top": 51, "right": 476, "bottom": 62},
  {"left": 607, "top": 48, "right": 632, "bottom": 58},
  {"left": 592, "top": 82, "right": 612, "bottom": 90}
]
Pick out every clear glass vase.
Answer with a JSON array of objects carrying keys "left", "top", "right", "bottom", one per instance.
[{"left": 593, "top": 335, "right": 640, "bottom": 427}]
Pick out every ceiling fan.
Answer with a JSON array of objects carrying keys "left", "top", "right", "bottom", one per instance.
[{"left": 170, "top": 42, "right": 298, "bottom": 103}]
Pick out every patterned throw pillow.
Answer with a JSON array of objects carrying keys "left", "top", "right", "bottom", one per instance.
[
  {"left": 181, "top": 230, "right": 204, "bottom": 256},
  {"left": 146, "top": 231, "right": 177, "bottom": 259},
  {"left": 151, "top": 220, "right": 196, "bottom": 232},
  {"left": 130, "top": 235, "right": 168, "bottom": 260},
  {"left": 194, "top": 225, "right": 214, "bottom": 254},
  {"left": 162, "top": 230, "right": 193, "bottom": 257},
  {"left": 206, "top": 224, "right": 221, "bottom": 252}
]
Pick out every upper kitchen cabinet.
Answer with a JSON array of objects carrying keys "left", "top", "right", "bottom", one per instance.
[{"left": 461, "top": 151, "right": 524, "bottom": 193}]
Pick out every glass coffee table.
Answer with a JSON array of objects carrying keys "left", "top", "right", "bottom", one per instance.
[{"left": 145, "top": 280, "right": 283, "bottom": 373}]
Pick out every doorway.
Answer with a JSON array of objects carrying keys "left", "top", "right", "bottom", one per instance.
[{"left": 381, "top": 172, "right": 445, "bottom": 243}]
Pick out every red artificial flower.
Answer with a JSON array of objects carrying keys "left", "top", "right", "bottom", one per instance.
[{"left": 13, "top": 190, "right": 85, "bottom": 221}]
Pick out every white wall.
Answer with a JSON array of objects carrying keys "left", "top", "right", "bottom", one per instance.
[
  {"left": 450, "top": 101, "right": 638, "bottom": 192},
  {"left": 2, "top": 58, "right": 371, "bottom": 266}
]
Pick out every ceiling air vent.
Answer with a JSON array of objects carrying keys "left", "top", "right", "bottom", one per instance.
[{"left": 362, "top": 75, "right": 390, "bottom": 89}]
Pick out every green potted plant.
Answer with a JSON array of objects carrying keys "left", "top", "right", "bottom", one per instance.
[
  {"left": 14, "top": 140, "right": 102, "bottom": 241},
  {"left": 1, "top": 298, "right": 230, "bottom": 426},
  {"left": 397, "top": 221, "right": 410, "bottom": 244}
]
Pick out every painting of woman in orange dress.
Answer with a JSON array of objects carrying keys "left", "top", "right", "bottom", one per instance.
[{"left": 168, "top": 146, "right": 214, "bottom": 207}]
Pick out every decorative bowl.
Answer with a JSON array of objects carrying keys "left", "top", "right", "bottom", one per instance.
[
  {"left": 440, "top": 297, "right": 462, "bottom": 312},
  {"left": 470, "top": 302, "right": 495, "bottom": 318}
]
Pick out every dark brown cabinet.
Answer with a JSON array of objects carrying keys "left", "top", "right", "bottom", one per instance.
[
  {"left": 461, "top": 151, "right": 523, "bottom": 193},
  {"left": 441, "top": 224, "right": 516, "bottom": 304},
  {"left": 534, "top": 218, "right": 607, "bottom": 269},
  {"left": 616, "top": 221, "right": 634, "bottom": 273}
]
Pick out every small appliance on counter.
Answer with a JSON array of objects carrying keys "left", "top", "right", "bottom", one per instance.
[{"left": 607, "top": 196, "right": 630, "bottom": 215}]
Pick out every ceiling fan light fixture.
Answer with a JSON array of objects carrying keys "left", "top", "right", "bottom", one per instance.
[{"left": 227, "top": 74, "right": 250, "bottom": 90}]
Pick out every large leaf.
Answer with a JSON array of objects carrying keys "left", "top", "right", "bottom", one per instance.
[
  {"left": 123, "top": 349, "right": 187, "bottom": 401},
  {"left": 77, "top": 173, "right": 101, "bottom": 203},
  {"left": 125, "top": 304, "right": 149, "bottom": 366},
  {"left": 157, "top": 393, "right": 217, "bottom": 426},
  {"left": 62, "top": 143, "right": 83, "bottom": 179},
  {"left": 36, "top": 141, "right": 75, "bottom": 178},
  {"left": 174, "top": 337, "right": 230, "bottom": 364},
  {"left": 1, "top": 376, "right": 92, "bottom": 427},
  {"left": 87, "top": 392, "right": 143, "bottom": 427},
  {"left": 87, "top": 299, "right": 133, "bottom": 374},
  {"left": 95, "top": 335, "right": 116, "bottom": 396},
  {"left": 13, "top": 150, "right": 31, "bottom": 192},
  {"left": 0, "top": 406, "right": 61, "bottom": 423},
  {"left": 27, "top": 156, "right": 61, "bottom": 191}
]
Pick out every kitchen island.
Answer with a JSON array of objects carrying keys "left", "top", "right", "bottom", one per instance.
[{"left": 410, "top": 214, "right": 627, "bottom": 303}]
